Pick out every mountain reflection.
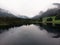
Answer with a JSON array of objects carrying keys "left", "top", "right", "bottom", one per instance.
[
  {"left": 39, "top": 24, "right": 60, "bottom": 38},
  {"left": 0, "top": 24, "right": 60, "bottom": 45},
  {"left": 0, "top": 25, "right": 23, "bottom": 33}
]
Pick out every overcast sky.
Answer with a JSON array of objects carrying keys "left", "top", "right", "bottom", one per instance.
[{"left": 0, "top": 0, "right": 60, "bottom": 17}]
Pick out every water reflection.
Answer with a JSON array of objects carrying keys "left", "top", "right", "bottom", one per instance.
[
  {"left": 0, "top": 25, "right": 23, "bottom": 33},
  {"left": 39, "top": 24, "right": 60, "bottom": 38},
  {"left": 0, "top": 24, "right": 60, "bottom": 45}
]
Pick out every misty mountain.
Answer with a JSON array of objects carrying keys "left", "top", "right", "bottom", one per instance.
[
  {"left": 0, "top": 8, "right": 29, "bottom": 19},
  {"left": 33, "top": 3, "right": 60, "bottom": 19},
  {"left": 17, "top": 15, "right": 29, "bottom": 19},
  {"left": 32, "top": 15, "right": 41, "bottom": 19},
  {"left": 0, "top": 8, "right": 16, "bottom": 18},
  {"left": 32, "top": 11, "right": 43, "bottom": 19},
  {"left": 40, "top": 8, "right": 59, "bottom": 18},
  {"left": 33, "top": 8, "right": 60, "bottom": 19},
  {"left": 39, "top": 3, "right": 60, "bottom": 18}
]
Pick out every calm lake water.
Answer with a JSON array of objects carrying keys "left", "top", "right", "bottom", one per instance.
[{"left": 0, "top": 24, "right": 60, "bottom": 45}]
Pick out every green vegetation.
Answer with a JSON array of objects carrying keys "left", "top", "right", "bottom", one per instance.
[
  {"left": 38, "top": 16, "right": 60, "bottom": 26},
  {"left": 0, "top": 17, "right": 28, "bottom": 25}
]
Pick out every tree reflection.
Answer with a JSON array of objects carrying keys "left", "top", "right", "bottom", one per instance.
[
  {"left": 0, "top": 24, "right": 23, "bottom": 33},
  {"left": 39, "top": 24, "right": 60, "bottom": 38}
]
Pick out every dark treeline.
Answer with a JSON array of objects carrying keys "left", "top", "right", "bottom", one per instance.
[{"left": 0, "top": 17, "right": 33, "bottom": 25}]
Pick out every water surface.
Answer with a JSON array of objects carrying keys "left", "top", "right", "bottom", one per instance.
[{"left": 0, "top": 24, "right": 60, "bottom": 45}]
